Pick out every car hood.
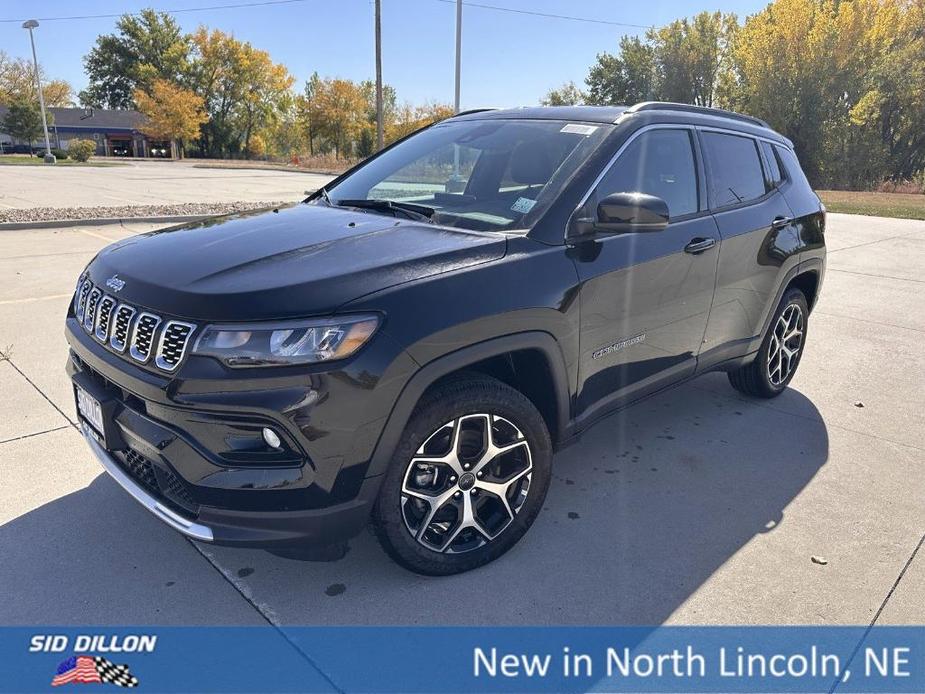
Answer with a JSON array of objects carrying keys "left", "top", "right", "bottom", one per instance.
[{"left": 87, "top": 203, "right": 507, "bottom": 321}]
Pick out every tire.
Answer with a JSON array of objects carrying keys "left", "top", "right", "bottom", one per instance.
[
  {"left": 372, "top": 374, "right": 552, "bottom": 575},
  {"left": 728, "top": 288, "right": 809, "bottom": 398}
]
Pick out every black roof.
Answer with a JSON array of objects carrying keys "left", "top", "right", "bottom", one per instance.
[
  {"left": 449, "top": 102, "right": 786, "bottom": 143},
  {"left": 0, "top": 105, "right": 144, "bottom": 130}
]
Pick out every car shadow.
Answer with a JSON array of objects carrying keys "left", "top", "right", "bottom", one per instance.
[{"left": 1, "top": 373, "right": 828, "bottom": 625}]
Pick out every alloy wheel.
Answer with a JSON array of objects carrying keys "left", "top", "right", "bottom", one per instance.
[
  {"left": 400, "top": 414, "right": 533, "bottom": 554},
  {"left": 767, "top": 303, "right": 804, "bottom": 386}
]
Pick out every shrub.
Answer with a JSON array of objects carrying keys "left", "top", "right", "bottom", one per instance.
[
  {"left": 50, "top": 148, "right": 68, "bottom": 160},
  {"left": 67, "top": 139, "right": 96, "bottom": 162}
]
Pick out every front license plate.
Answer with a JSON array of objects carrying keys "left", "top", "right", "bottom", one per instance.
[{"left": 75, "top": 385, "right": 105, "bottom": 436}]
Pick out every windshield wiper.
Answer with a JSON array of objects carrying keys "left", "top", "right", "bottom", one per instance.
[{"left": 335, "top": 198, "right": 436, "bottom": 223}]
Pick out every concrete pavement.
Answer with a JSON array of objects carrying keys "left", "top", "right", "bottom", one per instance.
[
  {"left": 0, "top": 159, "right": 332, "bottom": 209},
  {"left": 0, "top": 214, "right": 922, "bottom": 626}
]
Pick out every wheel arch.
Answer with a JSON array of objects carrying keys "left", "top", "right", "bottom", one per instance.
[
  {"left": 785, "top": 267, "right": 821, "bottom": 311},
  {"left": 364, "top": 332, "right": 571, "bottom": 479}
]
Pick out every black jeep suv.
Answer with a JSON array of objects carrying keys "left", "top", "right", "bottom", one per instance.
[{"left": 66, "top": 103, "right": 825, "bottom": 575}]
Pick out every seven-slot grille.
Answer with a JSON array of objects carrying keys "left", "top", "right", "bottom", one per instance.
[{"left": 72, "top": 277, "right": 197, "bottom": 373}]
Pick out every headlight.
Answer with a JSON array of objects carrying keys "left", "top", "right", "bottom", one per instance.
[{"left": 192, "top": 315, "right": 380, "bottom": 367}]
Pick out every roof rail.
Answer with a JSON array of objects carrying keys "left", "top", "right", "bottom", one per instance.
[
  {"left": 626, "top": 101, "right": 769, "bottom": 128},
  {"left": 450, "top": 108, "right": 498, "bottom": 118}
]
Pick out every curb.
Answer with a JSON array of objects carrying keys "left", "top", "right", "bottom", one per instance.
[
  {"left": 193, "top": 163, "right": 342, "bottom": 175},
  {"left": 0, "top": 214, "right": 216, "bottom": 231}
]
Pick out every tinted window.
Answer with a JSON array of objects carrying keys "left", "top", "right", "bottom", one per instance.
[
  {"left": 702, "top": 132, "right": 766, "bottom": 207},
  {"left": 593, "top": 129, "right": 699, "bottom": 218},
  {"left": 761, "top": 141, "right": 783, "bottom": 187},
  {"left": 775, "top": 145, "right": 813, "bottom": 191}
]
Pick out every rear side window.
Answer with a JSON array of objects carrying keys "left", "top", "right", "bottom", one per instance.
[
  {"left": 592, "top": 129, "right": 699, "bottom": 218},
  {"left": 775, "top": 145, "right": 813, "bottom": 191},
  {"left": 760, "top": 141, "right": 784, "bottom": 187},
  {"left": 702, "top": 132, "right": 766, "bottom": 208}
]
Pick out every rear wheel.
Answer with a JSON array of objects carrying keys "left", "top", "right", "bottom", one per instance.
[
  {"left": 728, "top": 288, "right": 809, "bottom": 398},
  {"left": 372, "top": 375, "right": 552, "bottom": 575}
]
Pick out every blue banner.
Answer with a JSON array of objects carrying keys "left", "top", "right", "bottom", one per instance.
[{"left": 1, "top": 626, "right": 922, "bottom": 693}]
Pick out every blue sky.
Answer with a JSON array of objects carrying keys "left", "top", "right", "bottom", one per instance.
[{"left": 1, "top": 0, "right": 768, "bottom": 108}]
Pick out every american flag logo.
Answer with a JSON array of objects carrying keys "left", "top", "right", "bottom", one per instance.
[{"left": 51, "top": 655, "right": 139, "bottom": 688}]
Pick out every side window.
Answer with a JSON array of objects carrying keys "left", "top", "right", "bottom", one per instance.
[
  {"left": 592, "top": 129, "right": 699, "bottom": 218},
  {"left": 775, "top": 145, "right": 813, "bottom": 191},
  {"left": 702, "top": 132, "right": 767, "bottom": 208},
  {"left": 760, "top": 141, "right": 784, "bottom": 188}
]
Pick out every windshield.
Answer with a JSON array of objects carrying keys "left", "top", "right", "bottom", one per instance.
[{"left": 321, "top": 118, "right": 612, "bottom": 232}]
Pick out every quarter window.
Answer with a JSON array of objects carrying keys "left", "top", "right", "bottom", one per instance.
[
  {"left": 592, "top": 129, "right": 699, "bottom": 218},
  {"left": 760, "top": 141, "right": 784, "bottom": 188},
  {"left": 702, "top": 132, "right": 767, "bottom": 208}
]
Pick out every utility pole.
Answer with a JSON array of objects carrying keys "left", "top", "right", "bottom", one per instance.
[
  {"left": 375, "top": 0, "right": 384, "bottom": 150},
  {"left": 454, "top": 0, "right": 462, "bottom": 113},
  {"left": 22, "top": 19, "right": 54, "bottom": 164}
]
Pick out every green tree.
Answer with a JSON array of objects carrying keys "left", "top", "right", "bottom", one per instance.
[
  {"left": 585, "top": 13, "right": 736, "bottom": 108},
  {"left": 80, "top": 9, "right": 189, "bottom": 109},
  {"left": 541, "top": 81, "right": 585, "bottom": 106},
  {"left": 0, "top": 99, "right": 46, "bottom": 145},
  {"left": 585, "top": 37, "right": 655, "bottom": 105}
]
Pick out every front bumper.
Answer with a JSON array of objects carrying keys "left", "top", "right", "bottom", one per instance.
[
  {"left": 81, "top": 420, "right": 379, "bottom": 546},
  {"left": 65, "top": 314, "right": 416, "bottom": 547}
]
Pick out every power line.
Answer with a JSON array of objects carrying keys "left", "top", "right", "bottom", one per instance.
[
  {"left": 1, "top": 0, "right": 652, "bottom": 30},
  {"left": 431, "top": 0, "right": 652, "bottom": 30},
  {"left": 0, "top": 0, "right": 313, "bottom": 24}
]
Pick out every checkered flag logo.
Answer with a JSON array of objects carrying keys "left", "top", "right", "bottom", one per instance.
[
  {"left": 95, "top": 656, "right": 139, "bottom": 688},
  {"left": 51, "top": 655, "right": 139, "bottom": 687}
]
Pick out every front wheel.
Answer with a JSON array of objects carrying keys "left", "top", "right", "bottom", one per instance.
[
  {"left": 372, "top": 375, "right": 552, "bottom": 575},
  {"left": 728, "top": 288, "right": 809, "bottom": 398}
]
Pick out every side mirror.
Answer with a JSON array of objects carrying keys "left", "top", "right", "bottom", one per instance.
[{"left": 571, "top": 192, "right": 670, "bottom": 239}]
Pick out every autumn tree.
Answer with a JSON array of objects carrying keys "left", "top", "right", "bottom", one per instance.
[
  {"left": 187, "top": 28, "right": 294, "bottom": 157},
  {"left": 81, "top": 9, "right": 189, "bottom": 109},
  {"left": 0, "top": 51, "right": 74, "bottom": 106},
  {"left": 134, "top": 78, "right": 208, "bottom": 158},
  {"left": 541, "top": 81, "right": 585, "bottom": 106},
  {"left": 313, "top": 79, "right": 368, "bottom": 158},
  {"left": 385, "top": 102, "right": 454, "bottom": 144}
]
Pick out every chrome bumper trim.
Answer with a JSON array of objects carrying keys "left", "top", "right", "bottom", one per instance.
[{"left": 82, "top": 423, "right": 214, "bottom": 542}]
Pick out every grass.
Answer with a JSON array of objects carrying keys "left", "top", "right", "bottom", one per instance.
[
  {"left": 818, "top": 190, "right": 925, "bottom": 220},
  {"left": 0, "top": 155, "right": 123, "bottom": 167}
]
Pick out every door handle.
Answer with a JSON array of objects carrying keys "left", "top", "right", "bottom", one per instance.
[
  {"left": 684, "top": 237, "right": 716, "bottom": 254},
  {"left": 771, "top": 216, "right": 794, "bottom": 229}
]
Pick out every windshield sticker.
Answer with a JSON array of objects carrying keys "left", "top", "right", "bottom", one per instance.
[
  {"left": 560, "top": 123, "right": 598, "bottom": 136},
  {"left": 511, "top": 197, "right": 537, "bottom": 214}
]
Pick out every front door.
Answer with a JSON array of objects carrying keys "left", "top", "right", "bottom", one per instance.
[{"left": 573, "top": 127, "right": 720, "bottom": 425}]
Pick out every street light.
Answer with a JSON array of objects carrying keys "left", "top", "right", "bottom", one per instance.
[{"left": 22, "top": 19, "right": 55, "bottom": 164}]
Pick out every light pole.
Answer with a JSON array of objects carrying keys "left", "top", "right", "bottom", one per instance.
[
  {"left": 447, "top": 0, "right": 463, "bottom": 191},
  {"left": 454, "top": 0, "right": 462, "bottom": 113},
  {"left": 22, "top": 19, "right": 55, "bottom": 164},
  {"left": 375, "top": 0, "right": 384, "bottom": 151}
]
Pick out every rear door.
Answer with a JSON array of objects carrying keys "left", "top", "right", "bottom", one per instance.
[
  {"left": 573, "top": 126, "right": 720, "bottom": 426},
  {"left": 698, "top": 130, "right": 802, "bottom": 366}
]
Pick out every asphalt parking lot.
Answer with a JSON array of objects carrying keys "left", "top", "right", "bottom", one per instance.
[
  {"left": 0, "top": 213, "right": 922, "bottom": 628},
  {"left": 0, "top": 159, "right": 329, "bottom": 209}
]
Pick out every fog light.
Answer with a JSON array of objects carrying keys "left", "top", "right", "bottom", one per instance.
[{"left": 262, "top": 427, "right": 282, "bottom": 449}]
